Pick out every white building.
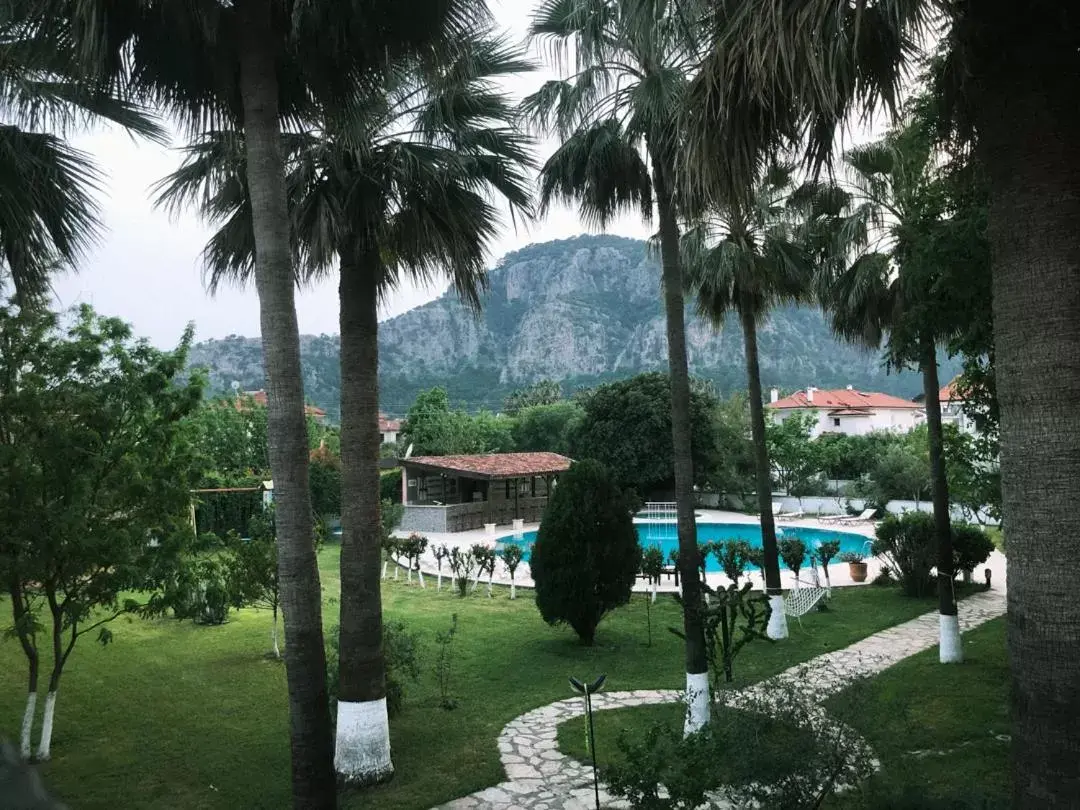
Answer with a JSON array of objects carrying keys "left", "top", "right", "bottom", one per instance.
[
  {"left": 939, "top": 377, "right": 976, "bottom": 435},
  {"left": 767, "top": 386, "right": 925, "bottom": 438},
  {"left": 378, "top": 414, "right": 401, "bottom": 445}
]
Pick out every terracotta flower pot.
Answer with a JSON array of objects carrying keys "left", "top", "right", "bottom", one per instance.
[{"left": 848, "top": 561, "right": 868, "bottom": 583}]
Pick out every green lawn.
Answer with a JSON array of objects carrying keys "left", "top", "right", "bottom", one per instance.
[
  {"left": 0, "top": 547, "right": 956, "bottom": 810},
  {"left": 829, "top": 617, "right": 1009, "bottom": 807}
]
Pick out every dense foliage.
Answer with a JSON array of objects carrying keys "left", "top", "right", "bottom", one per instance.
[{"left": 530, "top": 460, "right": 641, "bottom": 645}]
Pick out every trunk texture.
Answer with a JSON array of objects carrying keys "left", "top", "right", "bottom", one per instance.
[
  {"left": 974, "top": 4, "right": 1080, "bottom": 803},
  {"left": 739, "top": 304, "right": 788, "bottom": 640},
  {"left": 335, "top": 253, "right": 392, "bottom": 784},
  {"left": 921, "top": 336, "right": 960, "bottom": 663},
  {"left": 652, "top": 151, "right": 709, "bottom": 728},
  {"left": 236, "top": 4, "right": 335, "bottom": 806},
  {"left": 35, "top": 690, "right": 56, "bottom": 761}
]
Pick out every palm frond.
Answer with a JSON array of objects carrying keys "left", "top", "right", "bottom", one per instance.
[
  {"left": 538, "top": 118, "right": 651, "bottom": 228},
  {"left": 0, "top": 125, "right": 103, "bottom": 304}
]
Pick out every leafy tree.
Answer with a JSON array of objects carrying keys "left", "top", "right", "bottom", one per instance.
[
  {"left": 498, "top": 545, "right": 524, "bottom": 600},
  {"left": 572, "top": 373, "right": 717, "bottom": 499},
  {"left": 523, "top": 0, "right": 710, "bottom": 724},
  {"left": 765, "top": 412, "right": 820, "bottom": 499},
  {"left": 951, "top": 524, "right": 995, "bottom": 582},
  {"left": 714, "top": 540, "right": 753, "bottom": 586},
  {"left": 859, "top": 445, "right": 931, "bottom": 508},
  {"left": 510, "top": 401, "right": 584, "bottom": 455},
  {"left": 943, "top": 423, "right": 1000, "bottom": 525},
  {"left": 448, "top": 547, "right": 475, "bottom": 598},
  {"left": 0, "top": 305, "right": 202, "bottom": 760},
  {"left": 683, "top": 165, "right": 819, "bottom": 640},
  {"left": 778, "top": 537, "right": 807, "bottom": 584},
  {"left": 308, "top": 445, "right": 342, "bottom": 521},
  {"left": 872, "top": 512, "right": 937, "bottom": 598},
  {"left": 503, "top": 380, "right": 562, "bottom": 415},
  {"left": 707, "top": 393, "right": 756, "bottom": 496},
  {"left": 530, "top": 460, "right": 641, "bottom": 645},
  {"left": 815, "top": 540, "right": 841, "bottom": 590},
  {"left": 227, "top": 509, "right": 283, "bottom": 657},
  {"left": 401, "top": 388, "right": 495, "bottom": 456}
]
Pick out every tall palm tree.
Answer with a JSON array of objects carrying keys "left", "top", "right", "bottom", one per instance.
[
  {"left": 680, "top": 1, "right": 1080, "bottom": 802},
  {"left": 522, "top": 0, "right": 712, "bottom": 733},
  {"left": 22, "top": 0, "right": 484, "bottom": 804},
  {"left": 156, "top": 29, "right": 534, "bottom": 784},
  {"left": 682, "top": 164, "right": 814, "bottom": 640},
  {"left": 817, "top": 121, "right": 976, "bottom": 663},
  {"left": 0, "top": 11, "right": 164, "bottom": 304}
]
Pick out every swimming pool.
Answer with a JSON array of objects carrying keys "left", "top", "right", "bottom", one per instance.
[{"left": 498, "top": 523, "right": 870, "bottom": 573}]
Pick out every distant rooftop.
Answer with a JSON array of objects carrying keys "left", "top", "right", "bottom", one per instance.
[
  {"left": 769, "top": 388, "right": 922, "bottom": 410},
  {"left": 403, "top": 452, "right": 572, "bottom": 479}
]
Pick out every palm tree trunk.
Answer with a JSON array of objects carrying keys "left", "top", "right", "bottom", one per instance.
[
  {"left": 651, "top": 151, "right": 709, "bottom": 734},
  {"left": 335, "top": 251, "right": 392, "bottom": 785},
  {"left": 921, "top": 334, "right": 959, "bottom": 663},
  {"left": 974, "top": 7, "right": 1080, "bottom": 802},
  {"left": 738, "top": 303, "right": 788, "bottom": 640},
  {"left": 236, "top": 2, "right": 335, "bottom": 806}
]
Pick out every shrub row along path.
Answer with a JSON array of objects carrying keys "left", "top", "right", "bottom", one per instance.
[{"left": 433, "top": 587, "right": 1007, "bottom": 810}]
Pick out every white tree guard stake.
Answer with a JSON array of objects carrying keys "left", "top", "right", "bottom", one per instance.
[
  {"left": 335, "top": 699, "right": 393, "bottom": 784},
  {"left": 20, "top": 692, "right": 36, "bottom": 759},
  {"left": 767, "top": 594, "right": 789, "bottom": 640},
  {"left": 683, "top": 671, "right": 710, "bottom": 735},
  {"left": 36, "top": 692, "right": 57, "bottom": 761},
  {"left": 940, "top": 613, "right": 963, "bottom": 663}
]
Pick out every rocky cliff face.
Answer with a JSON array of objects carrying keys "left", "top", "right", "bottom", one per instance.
[{"left": 188, "top": 233, "right": 950, "bottom": 418}]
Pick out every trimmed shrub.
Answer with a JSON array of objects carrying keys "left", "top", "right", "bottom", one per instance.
[
  {"left": 714, "top": 540, "right": 753, "bottom": 585},
  {"left": 872, "top": 512, "right": 936, "bottom": 597},
  {"left": 778, "top": 537, "right": 808, "bottom": 580},
  {"left": 952, "top": 523, "right": 995, "bottom": 580},
  {"left": 530, "top": 459, "right": 641, "bottom": 645}
]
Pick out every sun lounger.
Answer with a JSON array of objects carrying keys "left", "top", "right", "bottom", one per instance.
[
  {"left": 776, "top": 508, "right": 804, "bottom": 521},
  {"left": 835, "top": 508, "right": 876, "bottom": 524}
]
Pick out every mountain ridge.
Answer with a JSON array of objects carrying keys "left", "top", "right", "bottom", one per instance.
[{"left": 187, "top": 234, "right": 954, "bottom": 420}]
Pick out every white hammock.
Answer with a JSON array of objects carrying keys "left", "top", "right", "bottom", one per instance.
[{"left": 784, "top": 583, "right": 828, "bottom": 627}]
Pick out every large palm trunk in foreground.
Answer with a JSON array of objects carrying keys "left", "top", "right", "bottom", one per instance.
[
  {"left": 335, "top": 252, "right": 392, "bottom": 783},
  {"left": 920, "top": 336, "right": 959, "bottom": 662},
  {"left": 975, "top": 7, "right": 1080, "bottom": 804},
  {"left": 738, "top": 304, "right": 787, "bottom": 639},
  {"left": 236, "top": 2, "right": 335, "bottom": 806},
  {"left": 652, "top": 153, "right": 710, "bottom": 733}
]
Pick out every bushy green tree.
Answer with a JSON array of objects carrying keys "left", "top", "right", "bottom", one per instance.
[
  {"left": 511, "top": 401, "right": 583, "bottom": 455},
  {"left": 530, "top": 460, "right": 641, "bottom": 645},
  {"left": 872, "top": 512, "right": 937, "bottom": 598},
  {"left": 227, "top": 508, "right": 283, "bottom": 657},
  {"left": 766, "top": 412, "right": 821, "bottom": 497},
  {"left": 707, "top": 394, "right": 755, "bottom": 495},
  {"left": 572, "top": 373, "right": 717, "bottom": 499},
  {"left": 0, "top": 305, "right": 203, "bottom": 760},
  {"left": 503, "top": 380, "right": 562, "bottom": 415}
]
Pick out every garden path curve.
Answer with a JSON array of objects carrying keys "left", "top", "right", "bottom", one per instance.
[{"left": 432, "top": 588, "right": 1007, "bottom": 810}]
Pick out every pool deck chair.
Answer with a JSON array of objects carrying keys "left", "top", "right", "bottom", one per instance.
[
  {"left": 835, "top": 508, "right": 876, "bottom": 524},
  {"left": 772, "top": 501, "right": 783, "bottom": 517},
  {"left": 776, "top": 506, "right": 805, "bottom": 521},
  {"left": 784, "top": 582, "right": 828, "bottom": 627}
]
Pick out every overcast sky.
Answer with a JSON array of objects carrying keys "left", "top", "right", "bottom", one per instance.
[{"left": 50, "top": 1, "right": 657, "bottom": 348}]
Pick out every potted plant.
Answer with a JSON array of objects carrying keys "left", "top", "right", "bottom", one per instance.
[{"left": 839, "top": 551, "right": 868, "bottom": 583}]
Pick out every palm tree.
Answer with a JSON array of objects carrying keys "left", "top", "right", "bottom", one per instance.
[
  {"left": 816, "top": 120, "right": 976, "bottom": 663},
  {"left": 157, "top": 29, "right": 534, "bottom": 783},
  {"left": 680, "top": 1, "right": 1080, "bottom": 802},
  {"left": 522, "top": 0, "right": 712, "bottom": 733},
  {"left": 21, "top": 0, "right": 484, "bottom": 804},
  {"left": 0, "top": 13, "right": 164, "bottom": 304},
  {"left": 682, "top": 164, "right": 814, "bottom": 641}
]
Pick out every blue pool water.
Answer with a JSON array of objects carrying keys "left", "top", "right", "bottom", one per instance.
[{"left": 500, "top": 523, "right": 870, "bottom": 573}]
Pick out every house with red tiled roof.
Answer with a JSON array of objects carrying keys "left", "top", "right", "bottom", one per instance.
[
  {"left": 399, "top": 452, "right": 572, "bottom": 533},
  {"left": 378, "top": 413, "right": 402, "bottom": 444},
  {"left": 938, "top": 377, "right": 976, "bottom": 434},
  {"left": 767, "top": 386, "right": 925, "bottom": 438}
]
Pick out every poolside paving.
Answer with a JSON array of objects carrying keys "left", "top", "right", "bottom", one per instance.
[{"left": 431, "top": 586, "right": 1007, "bottom": 810}]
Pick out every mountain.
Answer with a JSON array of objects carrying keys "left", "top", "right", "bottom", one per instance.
[{"left": 187, "top": 234, "right": 958, "bottom": 420}]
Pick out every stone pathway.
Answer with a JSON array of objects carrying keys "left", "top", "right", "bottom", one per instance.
[{"left": 434, "top": 588, "right": 1007, "bottom": 810}]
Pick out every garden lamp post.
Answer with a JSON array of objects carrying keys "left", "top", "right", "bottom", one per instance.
[{"left": 569, "top": 674, "right": 606, "bottom": 810}]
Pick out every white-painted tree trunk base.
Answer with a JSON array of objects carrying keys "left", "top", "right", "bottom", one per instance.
[
  {"left": 417, "top": 570, "right": 425, "bottom": 589},
  {"left": 436, "top": 572, "right": 442, "bottom": 591},
  {"left": 271, "top": 618, "right": 281, "bottom": 659},
  {"left": 683, "top": 671, "right": 710, "bottom": 736},
  {"left": 36, "top": 691, "right": 56, "bottom": 761},
  {"left": 20, "top": 692, "right": 36, "bottom": 760},
  {"left": 650, "top": 583, "right": 657, "bottom": 603},
  {"left": 335, "top": 699, "right": 394, "bottom": 785},
  {"left": 393, "top": 565, "right": 399, "bottom": 580},
  {"left": 382, "top": 561, "right": 388, "bottom": 579},
  {"left": 939, "top": 613, "right": 964, "bottom": 663},
  {"left": 767, "top": 595, "right": 789, "bottom": 640},
  {"left": 406, "top": 567, "right": 412, "bottom": 583},
  {"left": 510, "top": 581, "right": 516, "bottom": 600}
]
